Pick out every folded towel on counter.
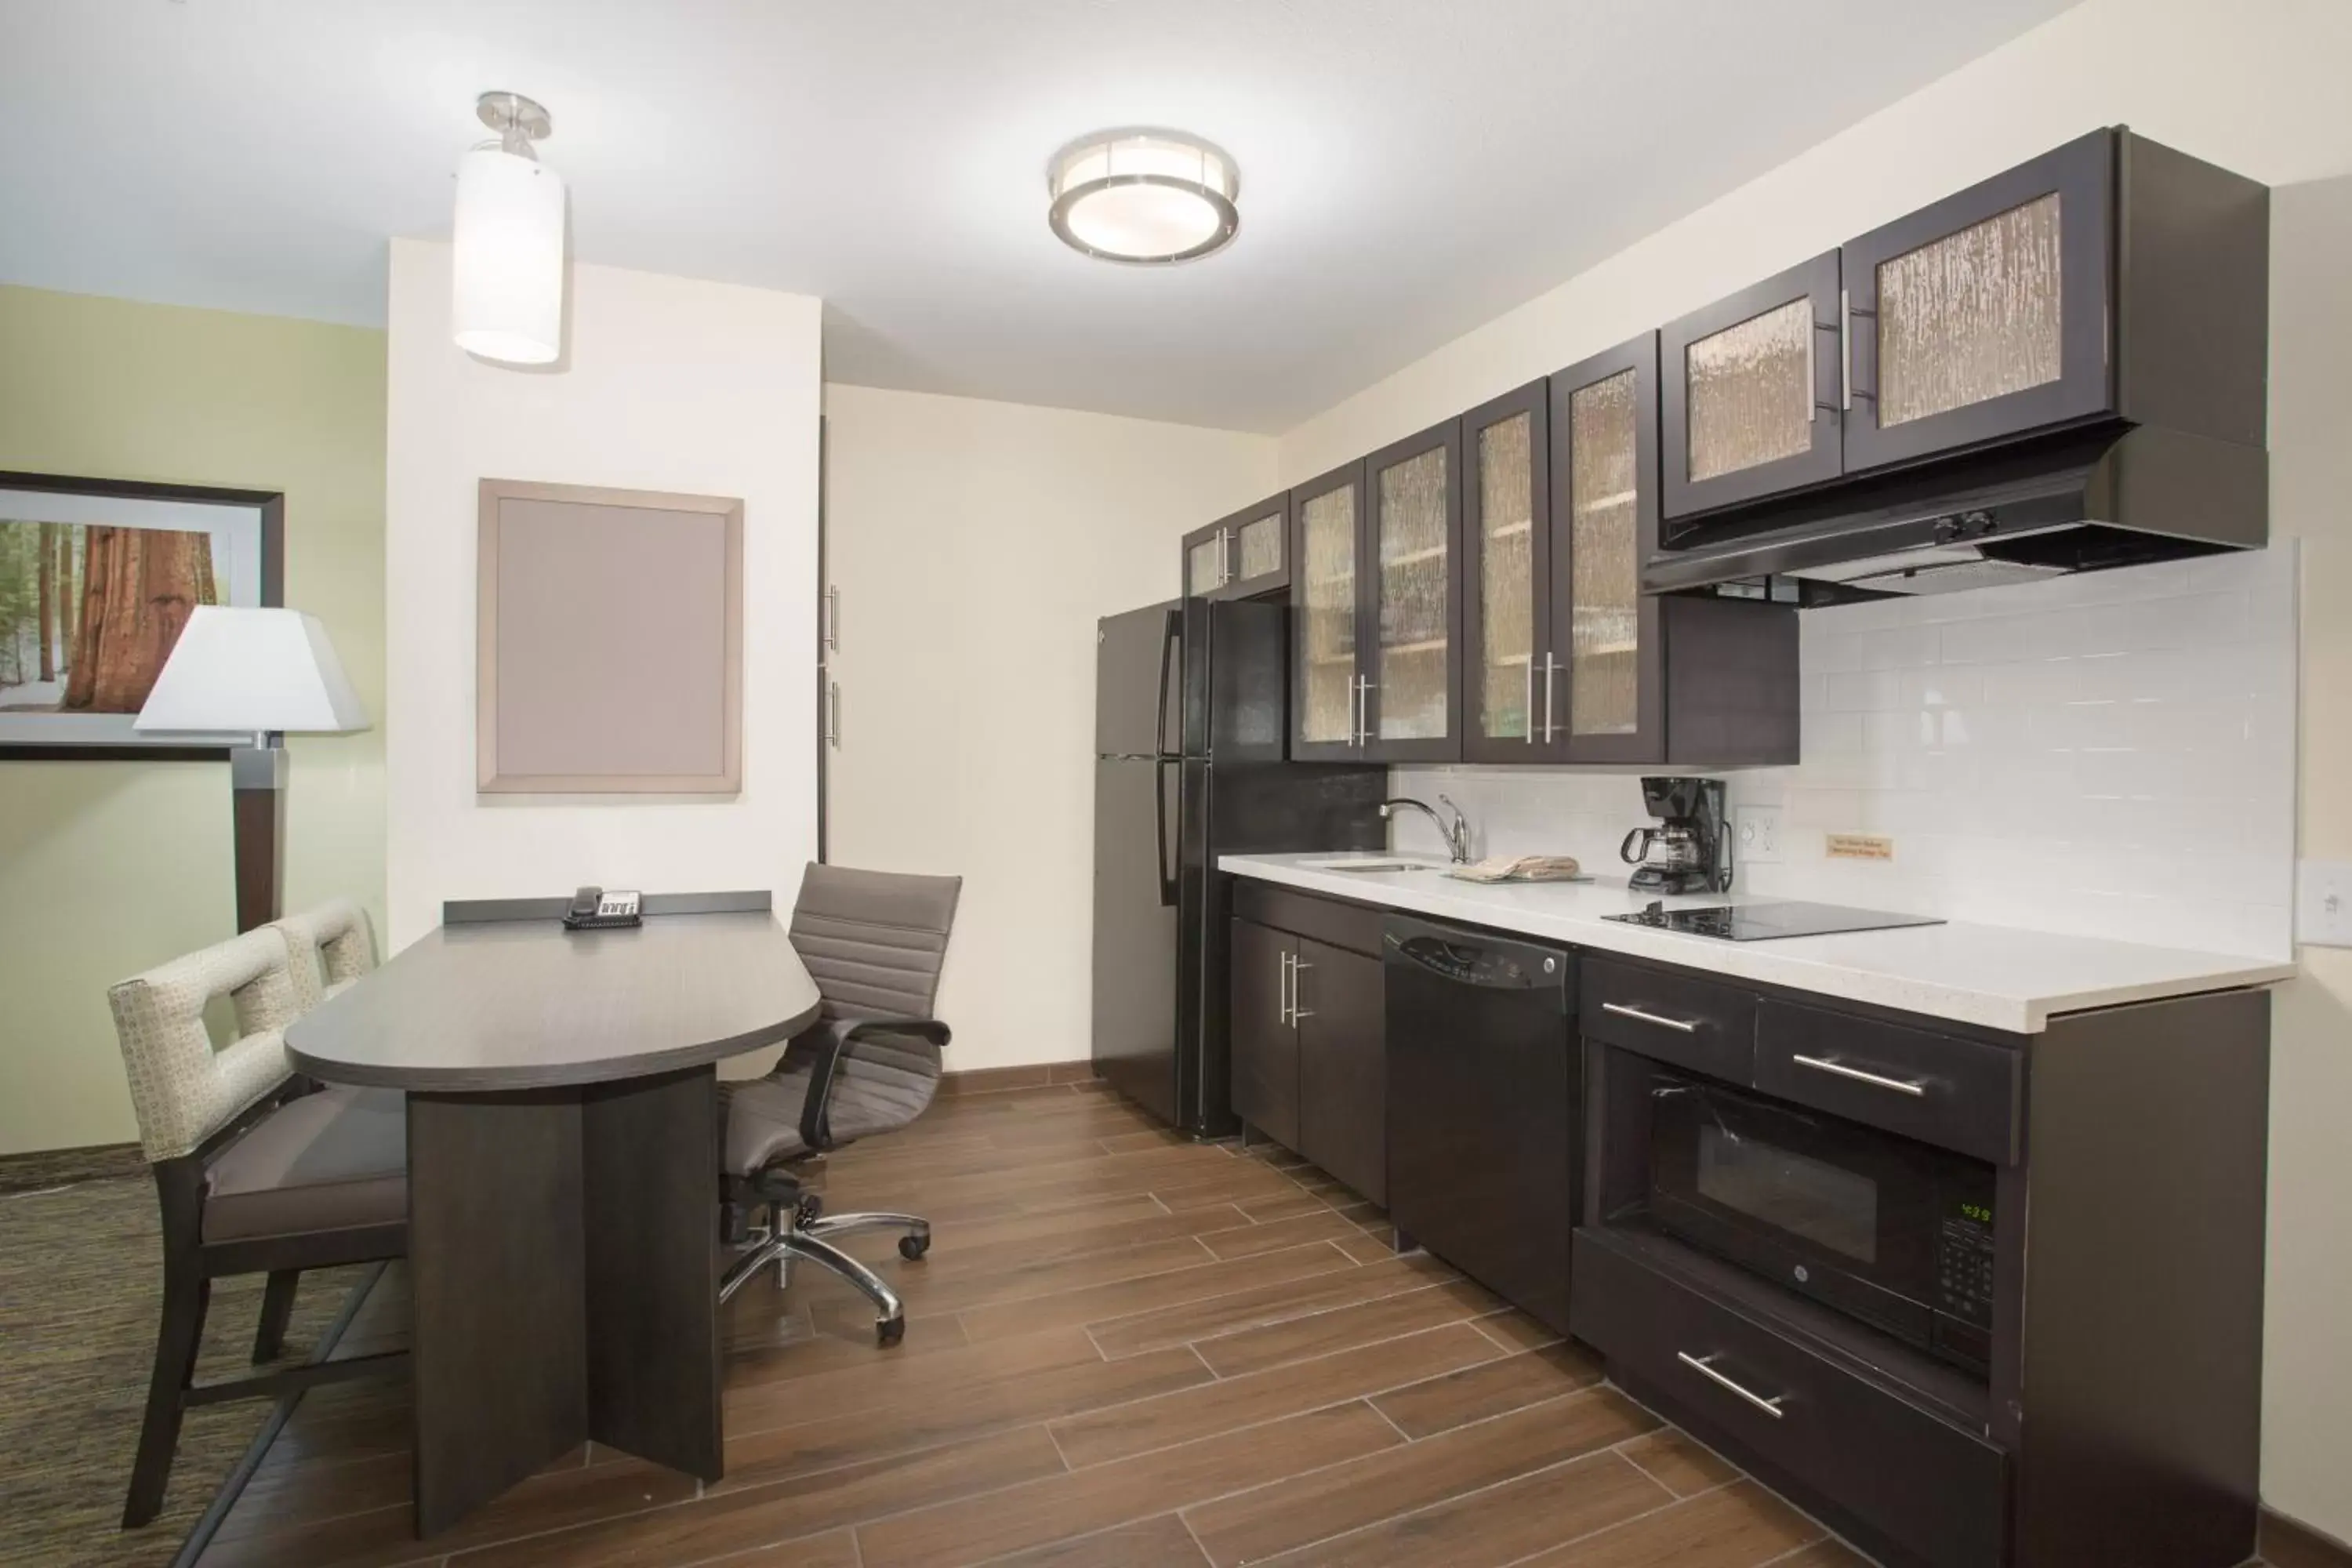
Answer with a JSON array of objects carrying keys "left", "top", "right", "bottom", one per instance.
[{"left": 1444, "top": 855, "right": 1588, "bottom": 884}]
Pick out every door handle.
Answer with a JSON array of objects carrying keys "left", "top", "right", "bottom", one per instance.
[
  {"left": 1541, "top": 652, "right": 1560, "bottom": 744},
  {"left": 822, "top": 586, "right": 840, "bottom": 654},
  {"left": 1354, "top": 677, "right": 1375, "bottom": 748},
  {"left": 1278, "top": 949, "right": 1294, "bottom": 1025},
  {"left": 1677, "top": 1352, "right": 1785, "bottom": 1419},
  {"left": 1290, "top": 958, "right": 1313, "bottom": 1026},
  {"left": 1790, "top": 1054, "right": 1929, "bottom": 1097},
  {"left": 823, "top": 681, "right": 840, "bottom": 748},
  {"left": 1601, "top": 1001, "right": 1699, "bottom": 1034},
  {"left": 1840, "top": 289, "right": 1852, "bottom": 412},
  {"left": 1154, "top": 757, "right": 1179, "bottom": 909},
  {"left": 1523, "top": 656, "right": 1534, "bottom": 746}
]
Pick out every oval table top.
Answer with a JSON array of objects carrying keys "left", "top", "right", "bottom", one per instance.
[{"left": 286, "top": 911, "right": 822, "bottom": 1092}]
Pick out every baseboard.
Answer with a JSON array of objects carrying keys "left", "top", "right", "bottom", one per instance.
[
  {"left": 0, "top": 1141, "right": 145, "bottom": 1193},
  {"left": 2265, "top": 1509, "right": 2352, "bottom": 1568},
  {"left": 937, "top": 1060, "right": 1101, "bottom": 1095}
]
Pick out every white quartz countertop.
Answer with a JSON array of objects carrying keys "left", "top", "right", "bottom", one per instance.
[{"left": 1220, "top": 851, "right": 2296, "bottom": 1034}]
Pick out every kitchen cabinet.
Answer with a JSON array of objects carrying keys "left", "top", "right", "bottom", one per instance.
[
  {"left": 1661, "top": 129, "right": 2267, "bottom": 525},
  {"left": 1229, "top": 884, "right": 1388, "bottom": 1207},
  {"left": 1182, "top": 492, "right": 1290, "bottom": 601},
  {"left": 1287, "top": 419, "right": 1465, "bottom": 762},
  {"left": 1457, "top": 347, "right": 1797, "bottom": 768}
]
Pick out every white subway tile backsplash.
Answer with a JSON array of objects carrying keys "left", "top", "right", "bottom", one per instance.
[{"left": 1389, "top": 546, "right": 2296, "bottom": 962}]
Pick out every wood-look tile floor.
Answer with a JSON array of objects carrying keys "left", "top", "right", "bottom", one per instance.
[{"left": 162, "top": 1076, "right": 1873, "bottom": 1568}]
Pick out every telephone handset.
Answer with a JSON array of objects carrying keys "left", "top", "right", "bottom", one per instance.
[{"left": 563, "top": 885, "right": 643, "bottom": 930}]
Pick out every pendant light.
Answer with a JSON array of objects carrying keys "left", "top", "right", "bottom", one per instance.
[
  {"left": 1047, "top": 129, "right": 1240, "bottom": 264},
  {"left": 452, "top": 92, "right": 565, "bottom": 365}
]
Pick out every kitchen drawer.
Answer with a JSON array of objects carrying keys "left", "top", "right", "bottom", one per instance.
[
  {"left": 1573, "top": 1229, "right": 2005, "bottom": 1568},
  {"left": 1756, "top": 1001, "right": 2021, "bottom": 1165},
  {"left": 1232, "top": 881, "right": 1385, "bottom": 958},
  {"left": 1581, "top": 956, "right": 1755, "bottom": 1081}
]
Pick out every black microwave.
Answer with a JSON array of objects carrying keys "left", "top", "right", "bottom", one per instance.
[{"left": 1643, "top": 1065, "right": 1996, "bottom": 1376}]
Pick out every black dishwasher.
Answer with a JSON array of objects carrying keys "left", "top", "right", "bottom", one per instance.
[{"left": 1384, "top": 916, "right": 1579, "bottom": 1338}]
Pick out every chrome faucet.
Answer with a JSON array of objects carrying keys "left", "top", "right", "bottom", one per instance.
[{"left": 1380, "top": 795, "right": 1472, "bottom": 864}]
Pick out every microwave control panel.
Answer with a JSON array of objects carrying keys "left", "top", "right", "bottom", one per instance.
[{"left": 1935, "top": 1217, "right": 1997, "bottom": 1327}]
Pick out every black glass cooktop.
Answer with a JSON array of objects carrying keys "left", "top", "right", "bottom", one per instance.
[{"left": 1603, "top": 901, "right": 1946, "bottom": 942}]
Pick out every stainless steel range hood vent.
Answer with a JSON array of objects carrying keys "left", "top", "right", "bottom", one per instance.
[{"left": 1643, "top": 423, "right": 2267, "bottom": 601}]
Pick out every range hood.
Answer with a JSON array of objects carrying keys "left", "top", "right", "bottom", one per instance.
[{"left": 1643, "top": 423, "right": 2267, "bottom": 600}]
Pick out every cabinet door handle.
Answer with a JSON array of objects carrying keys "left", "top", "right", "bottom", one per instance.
[
  {"left": 1354, "top": 677, "right": 1375, "bottom": 748},
  {"left": 1601, "top": 1001, "right": 1699, "bottom": 1034},
  {"left": 1677, "top": 1352, "right": 1784, "bottom": 1419},
  {"left": 1523, "top": 656, "right": 1534, "bottom": 745},
  {"left": 1542, "top": 653, "right": 1560, "bottom": 744},
  {"left": 1278, "top": 949, "right": 1293, "bottom": 1025},
  {"left": 824, "top": 681, "right": 841, "bottom": 749},
  {"left": 823, "top": 586, "right": 840, "bottom": 654},
  {"left": 1219, "top": 527, "right": 1234, "bottom": 586},
  {"left": 1790, "top": 1054, "right": 1928, "bottom": 1097},
  {"left": 1840, "top": 288, "right": 1853, "bottom": 412},
  {"left": 1290, "top": 959, "right": 1313, "bottom": 1025}
]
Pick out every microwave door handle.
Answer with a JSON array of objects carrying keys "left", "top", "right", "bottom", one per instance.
[{"left": 1789, "top": 1054, "right": 1929, "bottom": 1098}]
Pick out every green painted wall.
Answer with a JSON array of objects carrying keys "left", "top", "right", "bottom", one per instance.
[{"left": 0, "top": 285, "right": 386, "bottom": 1153}]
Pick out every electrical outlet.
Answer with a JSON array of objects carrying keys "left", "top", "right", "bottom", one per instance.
[
  {"left": 1734, "top": 805, "right": 1783, "bottom": 865},
  {"left": 2298, "top": 860, "right": 2352, "bottom": 947}
]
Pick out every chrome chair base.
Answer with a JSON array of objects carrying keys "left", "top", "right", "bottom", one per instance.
[{"left": 720, "top": 1206, "right": 933, "bottom": 1346}]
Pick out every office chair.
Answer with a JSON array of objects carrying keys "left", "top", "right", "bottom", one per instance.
[
  {"left": 719, "top": 862, "right": 960, "bottom": 1345},
  {"left": 107, "top": 918, "right": 406, "bottom": 1526}
]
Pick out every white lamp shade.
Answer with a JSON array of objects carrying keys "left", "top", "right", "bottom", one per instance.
[
  {"left": 133, "top": 608, "right": 371, "bottom": 735},
  {"left": 452, "top": 145, "right": 566, "bottom": 365}
]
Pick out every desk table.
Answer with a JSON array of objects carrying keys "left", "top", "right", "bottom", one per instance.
[{"left": 286, "top": 902, "right": 819, "bottom": 1536}]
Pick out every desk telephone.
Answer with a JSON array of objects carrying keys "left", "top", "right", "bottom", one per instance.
[{"left": 564, "top": 886, "right": 643, "bottom": 930}]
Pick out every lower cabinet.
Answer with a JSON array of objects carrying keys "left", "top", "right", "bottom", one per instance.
[{"left": 1229, "top": 912, "right": 1386, "bottom": 1207}]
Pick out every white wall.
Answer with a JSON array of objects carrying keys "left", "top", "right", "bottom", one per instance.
[
  {"left": 822, "top": 384, "right": 1276, "bottom": 1071},
  {"left": 1398, "top": 547, "right": 2299, "bottom": 960},
  {"left": 1287, "top": 0, "right": 2352, "bottom": 1536},
  {"left": 385, "top": 241, "right": 822, "bottom": 949}
]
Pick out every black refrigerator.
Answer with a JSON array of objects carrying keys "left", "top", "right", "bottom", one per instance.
[{"left": 1091, "top": 596, "right": 1385, "bottom": 1135}]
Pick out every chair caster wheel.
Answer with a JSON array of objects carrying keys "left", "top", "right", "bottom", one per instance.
[
  {"left": 877, "top": 1317, "right": 905, "bottom": 1347},
  {"left": 898, "top": 1233, "right": 931, "bottom": 1261},
  {"left": 795, "top": 1194, "right": 824, "bottom": 1227}
]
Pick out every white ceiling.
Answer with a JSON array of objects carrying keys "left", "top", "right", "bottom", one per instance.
[{"left": 0, "top": 0, "right": 2078, "bottom": 432}]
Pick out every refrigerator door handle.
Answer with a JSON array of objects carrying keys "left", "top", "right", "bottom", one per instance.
[
  {"left": 1155, "top": 757, "right": 1179, "bottom": 908},
  {"left": 1154, "top": 608, "right": 1180, "bottom": 760}
]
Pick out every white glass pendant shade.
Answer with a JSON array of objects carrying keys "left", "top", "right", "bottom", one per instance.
[
  {"left": 452, "top": 146, "right": 565, "bottom": 364},
  {"left": 1048, "top": 131, "right": 1239, "bottom": 264}
]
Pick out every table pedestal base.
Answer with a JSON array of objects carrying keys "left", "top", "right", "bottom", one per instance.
[{"left": 406, "top": 1065, "right": 721, "bottom": 1537}]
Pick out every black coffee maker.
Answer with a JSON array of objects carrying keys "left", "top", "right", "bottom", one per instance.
[{"left": 1619, "top": 777, "right": 1731, "bottom": 895}]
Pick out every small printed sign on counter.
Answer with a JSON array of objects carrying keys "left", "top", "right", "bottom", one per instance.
[{"left": 1825, "top": 833, "right": 1895, "bottom": 862}]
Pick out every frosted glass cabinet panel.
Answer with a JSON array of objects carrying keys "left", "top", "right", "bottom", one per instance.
[
  {"left": 1290, "top": 476, "right": 1360, "bottom": 754},
  {"left": 1876, "top": 192, "right": 2063, "bottom": 428},
  {"left": 1842, "top": 127, "right": 2117, "bottom": 474},
  {"left": 1374, "top": 446, "right": 1451, "bottom": 742},
  {"left": 1660, "top": 252, "right": 1842, "bottom": 521},
  {"left": 1686, "top": 299, "right": 1814, "bottom": 483},
  {"left": 1459, "top": 380, "right": 1555, "bottom": 764},
  {"left": 1181, "top": 493, "right": 1290, "bottom": 604},
  {"left": 1568, "top": 369, "right": 1642, "bottom": 739}
]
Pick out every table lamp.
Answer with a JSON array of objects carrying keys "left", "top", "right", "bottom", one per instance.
[{"left": 133, "top": 606, "right": 371, "bottom": 932}]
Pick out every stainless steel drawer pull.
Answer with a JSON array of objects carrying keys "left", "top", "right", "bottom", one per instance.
[
  {"left": 1791, "top": 1054, "right": 1928, "bottom": 1098},
  {"left": 1290, "top": 959, "right": 1314, "bottom": 1025},
  {"left": 1278, "top": 950, "right": 1294, "bottom": 1025},
  {"left": 1677, "top": 1352, "right": 1784, "bottom": 1419},
  {"left": 1602, "top": 1002, "right": 1699, "bottom": 1034}
]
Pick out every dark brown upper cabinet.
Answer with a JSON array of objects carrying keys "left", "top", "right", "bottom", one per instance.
[
  {"left": 1840, "top": 129, "right": 2114, "bottom": 474},
  {"left": 1661, "top": 252, "right": 1845, "bottom": 520},
  {"left": 1289, "top": 421, "right": 1465, "bottom": 762},
  {"left": 1660, "top": 128, "right": 2267, "bottom": 524},
  {"left": 1181, "top": 492, "right": 1290, "bottom": 601}
]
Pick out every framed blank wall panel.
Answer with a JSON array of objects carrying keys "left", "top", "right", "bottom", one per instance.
[{"left": 477, "top": 478, "right": 743, "bottom": 793}]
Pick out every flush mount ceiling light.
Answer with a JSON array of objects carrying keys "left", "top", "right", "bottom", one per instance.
[
  {"left": 1047, "top": 129, "right": 1240, "bottom": 264},
  {"left": 452, "top": 91, "right": 566, "bottom": 365}
]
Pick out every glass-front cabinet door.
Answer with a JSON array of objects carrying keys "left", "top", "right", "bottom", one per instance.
[
  {"left": 1842, "top": 129, "right": 2114, "bottom": 474},
  {"left": 1181, "top": 492, "right": 1290, "bottom": 602},
  {"left": 1660, "top": 252, "right": 1844, "bottom": 521},
  {"left": 1552, "top": 334, "right": 1664, "bottom": 763},
  {"left": 1460, "top": 380, "right": 1557, "bottom": 763},
  {"left": 1287, "top": 463, "right": 1365, "bottom": 758},
  {"left": 1363, "top": 420, "right": 1463, "bottom": 761}
]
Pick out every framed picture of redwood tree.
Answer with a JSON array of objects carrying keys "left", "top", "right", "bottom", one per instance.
[{"left": 0, "top": 472, "right": 283, "bottom": 760}]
